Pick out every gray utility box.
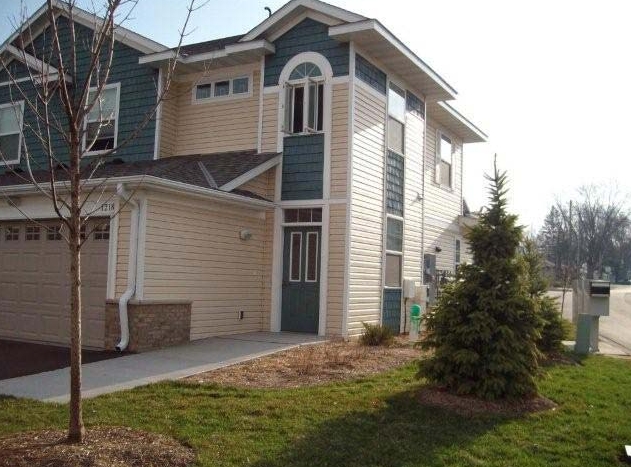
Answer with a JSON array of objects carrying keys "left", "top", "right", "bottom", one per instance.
[{"left": 572, "top": 279, "right": 611, "bottom": 354}]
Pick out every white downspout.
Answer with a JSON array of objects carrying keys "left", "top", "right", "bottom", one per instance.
[{"left": 116, "top": 183, "right": 140, "bottom": 351}]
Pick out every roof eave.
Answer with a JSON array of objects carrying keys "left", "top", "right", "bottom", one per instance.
[
  {"left": 329, "top": 19, "right": 458, "bottom": 101},
  {"left": 437, "top": 101, "right": 488, "bottom": 143}
]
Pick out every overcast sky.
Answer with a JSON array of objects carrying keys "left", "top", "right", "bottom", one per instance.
[{"left": 2, "top": 0, "right": 630, "bottom": 231}]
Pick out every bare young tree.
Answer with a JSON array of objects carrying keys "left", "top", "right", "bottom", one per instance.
[{"left": 0, "top": 0, "right": 203, "bottom": 442}]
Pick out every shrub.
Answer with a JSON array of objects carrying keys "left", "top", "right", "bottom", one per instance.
[
  {"left": 537, "top": 296, "right": 566, "bottom": 352},
  {"left": 360, "top": 323, "right": 394, "bottom": 347}
]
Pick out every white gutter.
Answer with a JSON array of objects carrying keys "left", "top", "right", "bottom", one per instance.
[
  {"left": 0, "top": 175, "right": 274, "bottom": 208},
  {"left": 115, "top": 183, "right": 140, "bottom": 351}
]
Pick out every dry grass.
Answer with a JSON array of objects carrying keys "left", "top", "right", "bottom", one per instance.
[
  {"left": 186, "top": 338, "right": 420, "bottom": 388},
  {"left": 0, "top": 426, "right": 195, "bottom": 467}
]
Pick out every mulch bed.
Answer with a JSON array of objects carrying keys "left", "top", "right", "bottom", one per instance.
[
  {"left": 186, "top": 339, "right": 421, "bottom": 388},
  {"left": 0, "top": 426, "right": 195, "bottom": 467},
  {"left": 417, "top": 387, "right": 558, "bottom": 417}
]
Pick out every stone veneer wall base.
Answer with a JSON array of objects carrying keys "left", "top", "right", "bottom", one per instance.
[{"left": 105, "top": 299, "right": 192, "bottom": 352}]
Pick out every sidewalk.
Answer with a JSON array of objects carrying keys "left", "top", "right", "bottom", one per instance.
[{"left": 0, "top": 332, "right": 326, "bottom": 403}]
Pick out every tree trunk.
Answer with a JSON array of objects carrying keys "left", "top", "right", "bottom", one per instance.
[{"left": 67, "top": 146, "right": 84, "bottom": 443}]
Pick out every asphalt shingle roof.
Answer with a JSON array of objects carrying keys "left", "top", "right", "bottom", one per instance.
[
  {"left": 178, "top": 34, "right": 245, "bottom": 56},
  {"left": 0, "top": 150, "right": 279, "bottom": 202}
]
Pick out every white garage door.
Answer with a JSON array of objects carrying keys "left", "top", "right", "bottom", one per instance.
[{"left": 0, "top": 219, "right": 110, "bottom": 348}]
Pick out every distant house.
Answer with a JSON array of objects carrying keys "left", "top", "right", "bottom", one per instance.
[{"left": 0, "top": 0, "right": 486, "bottom": 351}]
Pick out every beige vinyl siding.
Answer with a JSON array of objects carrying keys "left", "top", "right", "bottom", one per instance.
[
  {"left": 115, "top": 207, "right": 131, "bottom": 297},
  {"left": 260, "top": 93, "right": 278, "bottom": 153},
  {"left": 237, "top": 167, "right": 276, "bottom": 200},
  {"left": 142, "top": 192, "right": 272, "bottom": 339},
  {"left": 330, "top": 82, "right": 349, "bottom": 199},
  {"left": 402, "top": 109, "right": 424, "bottom": 327},
  {"left": 347, "top": 83, "right": 386, "bottom": 336},
  {"left": 327, "top": 203, "right": 346, "bottom": 336},
  {"left": 171, "top": 63, "right": 260, "bottom": 156},
  {"left": 159, "top": 86, "right": 178, "bottom": 157},
  {"left": 424, "top": 117, "right": 465, "bottom": 274}
]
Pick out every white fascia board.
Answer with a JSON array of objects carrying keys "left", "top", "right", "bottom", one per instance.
[
  {"left": 138, "top": 40, "right": 275, "bottom": 66},
  {"left": 437, "top": 101, "right": 488, "bottom": 143},
  {"left": 329, "top": 19, "right": 458, "bottom": 100},
  {"left": 1, "top": 0, "right": 166, "bottom": 58},
  {"left": 239, "top": 0, "right": 365, "bottom": 42},
  {"left": 0, "top": 175, "right": 274, "bottom": 209},
  {"left": 4, "top": 44, "right": 73, "bottom": 83},
  {"left": 219, "top": 154, "right": 281, "bottom": 192}
]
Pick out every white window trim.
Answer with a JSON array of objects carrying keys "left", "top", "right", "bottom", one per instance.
[
  {"left": 436, "top": 129, "right": 454, "bottom": 189},
  {"left": 191, "top": 74, "right": 253, "bottom": 104},
  {"left": 83, "top": 82, "right": 121, "bottom": 157},
  {"left": 0, "top": 100, "right": 25, "bottom": 166},
  {"left": 305, "top": 231, "right": 319, "bottom": 283},
  {"left": 289, "top": 231, "right": 303, "bottom": 282}
]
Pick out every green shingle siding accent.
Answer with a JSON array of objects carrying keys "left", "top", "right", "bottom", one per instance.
[
  {"left": 0, "top": 61, "right": 31, "bottom": 82},
  {"left": 355, "top": 54, "right": 386, "bottom": 95},
  {"left": 382, "top": 288, "right": 402, "bottom": 334},
  {"left": 0, "top": 16, "right": 157, "bottom": 170},
  {"left": 281, "top": 133, "right": 324, "bottom": 200},
  {"left": 386, "top": 150, "right": 404, "bottom": 216},
  {"left": 264, "top": 18, "right": 349, "bottom": 86}
]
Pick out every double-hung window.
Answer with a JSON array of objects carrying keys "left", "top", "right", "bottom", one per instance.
[
  {"left": 455, "top": 238, "right": 461, "bottom": 270},
  {"left": 284, "top": 62, "right": 324, "bottom": 134},
  {"left": 384, "top": 82, "right": 407, "bottom": 288},
  {"left": 437, "top": 132, "right": 453, "bottom": 188},
  {"left": 85, "top": 83, "right": 120, "bottom": 153},
  {"left": 0, "top": 101, "right": 24, "bottom": 165}
]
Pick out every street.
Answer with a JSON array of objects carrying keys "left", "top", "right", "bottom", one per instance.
[{"left": 550, "top": 284, "right": 631, "bottom": 355}]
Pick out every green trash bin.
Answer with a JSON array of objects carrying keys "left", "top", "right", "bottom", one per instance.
[{"left": 410, "top": 304, "right": 422, "bottom": 341}]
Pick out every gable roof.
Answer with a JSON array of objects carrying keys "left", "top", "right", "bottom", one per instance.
[{"left": 0, "top": 0, "right": 167, "bottom": 59}]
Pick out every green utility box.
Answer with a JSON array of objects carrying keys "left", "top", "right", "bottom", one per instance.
[
  {"left": 575, "top": 314, "right": 592, "bottom": 355},
  {"left": 409, "top": 304, "right": 422, "bottom": 341}
]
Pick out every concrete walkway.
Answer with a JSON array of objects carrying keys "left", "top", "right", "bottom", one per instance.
[{"left": 0, "top": 332, "right": 326, "bottom": 403}]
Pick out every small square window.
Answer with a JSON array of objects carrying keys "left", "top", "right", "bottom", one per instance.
[
  {"left": 47, "top": 225, "right": 62, "bottom": 241},
  {"left": 94, "top": 223, "right": 110, "bottom": 240},
  {"left": 232, "top": 77, "right": 249, "bottom": 94},
  {"left": 284, "top": 209, "right": 298, "bottom": 223},
  {"left": 25, "top": 226, "right": 40, "bottom": 241},
  {"left": 5, "top": 226, "right": 19, "bottom": 241},
  {"left": 195, "top": 83, "right": 212, "bottom": 100},
  {"left": 214, "top": 81, "right": 230, "bottom": 97},
  {"left": 311, "top": 208, "right": 322, "bottom": 223},
  {"left": 298, "top": 209, "right": 312, "bottom": 223}
]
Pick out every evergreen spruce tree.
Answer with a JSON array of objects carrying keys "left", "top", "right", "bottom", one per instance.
[
  {"left": 418, "top": 158, "right": 541, "bottom": 400},
  {"left": 521, "top": 238, "right": 566, "bottom": 353}
]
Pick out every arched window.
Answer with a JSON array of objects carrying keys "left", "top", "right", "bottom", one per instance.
[{"left": 284, "top": 62, "right": 324, "bottom": 134}]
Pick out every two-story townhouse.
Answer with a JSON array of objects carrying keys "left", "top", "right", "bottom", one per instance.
[{"left": 0, "top": 0, "right": 486, "bottom": 351}]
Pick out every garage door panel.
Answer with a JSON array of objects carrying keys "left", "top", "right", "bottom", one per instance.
[{"left": 0, "top": 219, "right": 109, "bottom": 348}]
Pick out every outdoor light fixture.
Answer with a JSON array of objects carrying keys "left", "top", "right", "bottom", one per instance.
[
  {"left": 239, "top": 229, "right": 252, "bottom": 241},
  {"left": 435, "top": 246, "right": 442, "bottom": 253}
]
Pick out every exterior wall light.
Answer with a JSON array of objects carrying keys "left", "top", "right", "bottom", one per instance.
[{"left": 239, "top": 229, "right": 252, "bottom": 241}]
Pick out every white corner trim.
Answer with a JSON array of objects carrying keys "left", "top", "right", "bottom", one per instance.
[
  {"left": 318, "top": 204, "right": 330, "bottom": 336},
  {"left": 106, "top": 198, "right": 120, "bottom": 300},
  {"left": 257, "top": 56, "right": 265, "bottom": 153},
  {"left": 239, "top": 0, "right": 365, "bottom": 43},
  {"left": 219, "top": 155, "right": 281, "bottom": 192},
  {"left": 342, "top": 41, "right": 355, "bottom": 338},
  {"left": 134, "top": 196, "right": 147, "bottom": 300},
  {"left": 153, "top": 68, "right": 163, "bottom": 160},
  {"left": 270, "top": 206, "right": 283, "bottom": 331}
]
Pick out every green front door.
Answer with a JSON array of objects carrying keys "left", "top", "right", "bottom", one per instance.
[{"left": 281, "top": 226, "right": 321, "bottom": 333}]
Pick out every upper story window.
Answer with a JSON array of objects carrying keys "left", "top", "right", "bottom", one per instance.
[
  {"left": 0, "top": 101, "right": 24, "bottom": 165},
  {"left": 284, "top": 62, "right": 324, "bottom": 134},
  {"left": 193, "top": 75, "right": 251, "bottom": 103},
  {"left": 84, "top": 83, "right": 120, "bottom": 154},
  {"left": 437, "top": 132, "right": 453, "bottom": 188}
]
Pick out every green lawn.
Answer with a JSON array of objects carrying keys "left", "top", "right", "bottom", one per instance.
[{"left": 1, "top": 355, "right": 630, "bottom": 466}]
